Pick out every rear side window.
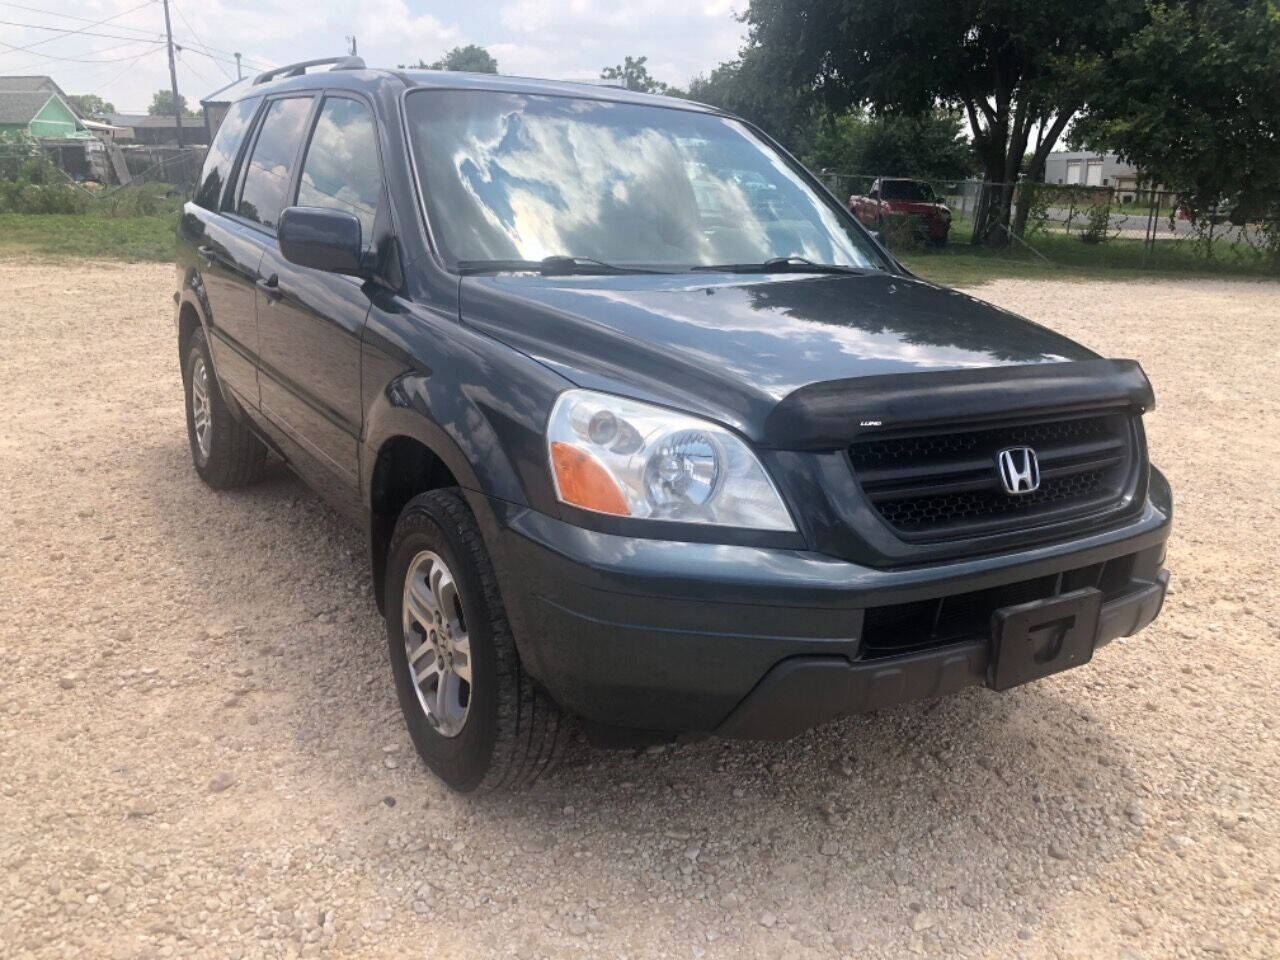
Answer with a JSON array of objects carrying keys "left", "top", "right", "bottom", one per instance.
[
  {"left": 296, "top": 97, "right": 382, "bottom": 246},
  {"left": 193, "top": 96, "right": 260, "bottom": 211},
  {"left": 236, "top": 96, "right": 313, "bottom": 231}
]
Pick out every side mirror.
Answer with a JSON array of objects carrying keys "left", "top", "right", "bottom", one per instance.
[{"left": 278, "top": 207, "right": 363, "bottom": 275}]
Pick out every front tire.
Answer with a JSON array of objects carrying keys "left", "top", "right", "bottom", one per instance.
[
  {"left": 385, "top": 489, "right": 566, "bottom": 793},
  {"left": 183, "top": 328, "right": 266, "bottom": 488}
]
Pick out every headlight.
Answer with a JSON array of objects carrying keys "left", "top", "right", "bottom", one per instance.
[{"left": 546, "top": 389, "right": 795, "bottom": 531}]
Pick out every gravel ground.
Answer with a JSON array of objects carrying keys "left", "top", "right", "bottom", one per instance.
[{"left": 1, "top": 260, "right": 1277, "bottom": 960}]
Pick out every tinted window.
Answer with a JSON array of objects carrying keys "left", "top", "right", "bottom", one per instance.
[
  {"left": 193, "top": 96, "right": 260, "bottom": 211},
  {"left": 405, "top": 90, "right": 883, "bottom": 271},
  {"left": 237, "top": 96, "right": 313, "bottom": 230},
  {"left": 296, "top": 97, "right": 381, "bottom": 245},
  {"left": 880, "top": 180, "right": 935, "bottom": 202}
]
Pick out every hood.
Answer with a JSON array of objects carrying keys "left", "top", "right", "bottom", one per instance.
[{"left": 459, "top": 270, "right": 1103, "bottom": 443}]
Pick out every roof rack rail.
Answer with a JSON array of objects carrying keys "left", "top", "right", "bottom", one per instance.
[{"left": 252, "top": 56, "right": 365, "bottom": 86}]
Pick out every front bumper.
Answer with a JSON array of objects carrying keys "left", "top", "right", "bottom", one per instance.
[
  {"left": 715, "top": 569, "right": 1166, "bottom": 740},
  {"left": 478, "top": 481, "right": 1171, "bottom": 741}
]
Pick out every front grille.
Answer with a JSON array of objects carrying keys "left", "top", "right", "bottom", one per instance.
[
  {"left": 859, "top": 553, "right": 1137, "bottom": 659},
  {"left": 850, "top": 412, "right": 1135, "bottom": 540}
]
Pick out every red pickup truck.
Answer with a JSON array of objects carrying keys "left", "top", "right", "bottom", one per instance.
[{"left": 849, "top": 178, "right": 951, "bottom": 245}]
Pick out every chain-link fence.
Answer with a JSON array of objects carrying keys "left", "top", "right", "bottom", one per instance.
[
  {"left": 1, "top": 134, "right": 206, "bottom": 216},
  {"left": 819, "top": 172, "right": 1280, "bottom": 270},
  {"left": 115, "top": 145, "right": 206, "bottom": 192}
]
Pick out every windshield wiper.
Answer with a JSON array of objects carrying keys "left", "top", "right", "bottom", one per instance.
[
  {"left": 457, "top": 256, "right": 667, "bottom": 276},
  {"left": 689, "top": 256, "right": 873, "bottom": 275}
]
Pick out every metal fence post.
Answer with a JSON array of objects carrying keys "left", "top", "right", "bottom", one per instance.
[{"left": 1142, "top": 189, "right": 1158, "bottom": 268}]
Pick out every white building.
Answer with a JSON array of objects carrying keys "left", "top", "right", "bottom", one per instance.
[{"left": 1043, "top": 151, "right": 1153, "bottom": 199}]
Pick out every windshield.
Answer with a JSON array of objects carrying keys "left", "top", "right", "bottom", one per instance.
[
  {"left": 880, "top": 180, "right": 936, "bottom": 202},
  {"left": 404, "top": 90, "right": 885, "bottom": 272}
]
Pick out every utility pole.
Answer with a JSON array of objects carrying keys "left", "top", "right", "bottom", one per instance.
[
  {"left": 234, "top": 52, "right": 242, "bottom": 79},
  {"left": 347, "top": 35, "right": 357, "bottom": 56},
  {"left": 161, "top": 0, "right": 183, "bottom": 147}
]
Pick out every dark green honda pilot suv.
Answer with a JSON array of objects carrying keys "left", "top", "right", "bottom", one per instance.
[{"left": 175, "top": 57, "right": 1171, "bottom": 792}]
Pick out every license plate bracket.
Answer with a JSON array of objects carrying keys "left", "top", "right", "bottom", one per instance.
[{"left": 988, "top": 587, "right": 1103, "bottom": 692}]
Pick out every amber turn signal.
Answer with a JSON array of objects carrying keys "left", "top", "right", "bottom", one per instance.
[{"left": 550, "top": 442, "right": 630, "bottom": 516}]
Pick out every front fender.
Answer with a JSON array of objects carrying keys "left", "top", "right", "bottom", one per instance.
[
  {"left": 360, "top": 299, "right": 574, "bottom": 511},
  {"left": 361, "top": 374, "right": 491, "bottom": 496},
  {"left": 176, "top": 266, "right": 212, "bottom": 336}
]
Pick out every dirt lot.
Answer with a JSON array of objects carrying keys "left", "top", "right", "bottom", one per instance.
[{"left": 1, "top": 260, "right": 1277, "bottom": 960}]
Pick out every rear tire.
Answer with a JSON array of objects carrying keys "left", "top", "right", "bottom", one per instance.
[
  {"left": 385, "top": 489, "right": 567, "bottom": 793},
  {"left": 183, "top": 328, "right": 267, "bottom": 488}
]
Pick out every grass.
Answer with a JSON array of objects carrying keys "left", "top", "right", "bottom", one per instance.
[
  {"left": 0, "top": 212, "right": 176, "bottom": 262},
  {"left": 0, "top": 181, "right": 183, "bottom": 262},
  {"left": 899, "top": 222, "right": 1278, "bottom": 287},
  {"left": 1, "top": 198, "right": 1275, "bottom": 284}
]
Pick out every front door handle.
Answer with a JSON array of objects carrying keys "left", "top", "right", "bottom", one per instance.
[
  {"left": 196, "top": 244, "right": 216, "bottom": 267},
  {"left": 256, "top": 273, "right": 283, "bottom": 303}
]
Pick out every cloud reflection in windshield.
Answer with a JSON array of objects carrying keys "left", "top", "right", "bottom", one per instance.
[{"left": 406, "top": 91, "right": 878, "bottom": 270}]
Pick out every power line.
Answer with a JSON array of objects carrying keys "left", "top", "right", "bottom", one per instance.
[
  {"left": 0, "top": 0, "right": 160, "bottom": 54},
  {"left": 168, "top": 0, "right": 230, "bottom": 80},
  {"left": 0, "top": 2, "right": 269, "bottom": 103},
  {"left": 178, "top": 44, "right": 264, "bottom": 75},
  {"left": 165, "top": 0, "right": 269, "bottom": 73},
  {"left": 168, "top": 0, "right": 257, "bottom": 65},
  {"left": 176, "top": 38, "right": 268, "bottom": 73},
  {"left": 0, "top": 18, "right": 164, "bottom": 50},
  {"left": 177, "top": 46, "right": 215, "bottom": 86},
  {"left": 191, "top": 45, "right": 233, "bottom": 82},
  {"left": 0, "top": 1, "right": 269, "bottom": 75},
  {"left": 85, "top": 45, "right": 160, "bottom": 95},
  {"left": 0, "top": 37, "right": 155, "bottom": 64},
  {"left": 0, "top": 0, "right": 162, "bottom": 40}
]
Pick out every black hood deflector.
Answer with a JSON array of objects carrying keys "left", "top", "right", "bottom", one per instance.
[{"left": 762, "top": 358, "right": 1155, "bottom": 449}]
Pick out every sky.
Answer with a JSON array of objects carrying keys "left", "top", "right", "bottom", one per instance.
[{"left": 0, "top": 0, "right": 749, "bottom": 114}]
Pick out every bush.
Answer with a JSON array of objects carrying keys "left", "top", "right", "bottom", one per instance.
[
  {"left": 0, "top": 131, "right": 59, "bottom": 184},
  {"left": 1, "top": 132, "right": 188, "bottom": 218},
  {"left": 1015, "top": 181, "right": 1059, "bottom": 237},
  {"left": 1079, "top": 197, "right": 1117, "bottom": 245},
  {"left": 880, "top": 213, "right": 929, "bottom": 252},
  {"left": 0, "top": 181, "right": 86, "bottom": 214},
  {"left": 0, "top": 132, "right": 87, "bottom": 214}
]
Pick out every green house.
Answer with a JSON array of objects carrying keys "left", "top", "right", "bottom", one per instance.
[{"left": 0, "top": 86, "right": 93, "bottom": 140}]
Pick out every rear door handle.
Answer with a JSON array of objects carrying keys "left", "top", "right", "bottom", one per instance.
[
  {"left": 196, "top": 244, "right": 216, "bottom": 267},
  {"left": 256, "top": 273, "right": 283, "bottom": 303}
]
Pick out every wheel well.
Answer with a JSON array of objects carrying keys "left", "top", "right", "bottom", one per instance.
[
  {"left": 177, "top": 302, "right": 201, "bottom": 365},
  {"left": 369, "top": 436, "right": 459, "bottom": 614}
]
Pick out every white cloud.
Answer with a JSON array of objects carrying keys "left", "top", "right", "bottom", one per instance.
[
  {"left": 349, "top": 0, "right": 462, "bottom": 54},
  {"left": 488, "top": 43, "right": 600, "bottom": 80},
  {"left": 0, "top": 0, "right": 746, "bottom": 112}
]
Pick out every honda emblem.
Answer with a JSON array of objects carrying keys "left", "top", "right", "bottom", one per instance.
[{"left": 996, "top": 446, "right": 1040, "bottom": 495}]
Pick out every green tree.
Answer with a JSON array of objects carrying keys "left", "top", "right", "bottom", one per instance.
[
  {"left": 147, "top": 90, "right": 199, "bottom": 118},
  {"left": 743, "top": 0, "right": 1143, "bottom": 245},
  {"left": 805, "top": 109, "right": 975, "bottom": 182},
  {"left": 406, "top": 44, "right": 498, "bottom": 73},
  {"left": 686, "top": 54, "right": 820, "bottom": 157},
  {"left": 1073, "top": 0, "right": 1280, "bottom": 226},
  {"left": 66, "top": 94, "right": 115, "bottom": 118},
  {"left": 601, "top": 55, "right": 667, "bottom": 93}
]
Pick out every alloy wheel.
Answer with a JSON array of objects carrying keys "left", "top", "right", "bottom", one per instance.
[
  {"left": 401, "top": 550, "right": 472, "bottom": 737},
  {"left": 190, "top": 356, "right": 212, "bottom": 460}
]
